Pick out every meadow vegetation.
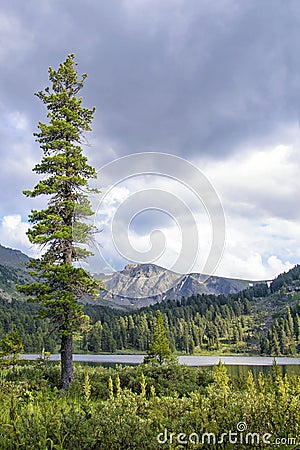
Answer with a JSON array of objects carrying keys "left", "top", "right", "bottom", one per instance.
[{"left": 0, "top": 360, "right": 298, "bottom": 449}]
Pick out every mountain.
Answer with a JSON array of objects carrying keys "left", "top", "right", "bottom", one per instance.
[
  {"left": 84, "top": 264, "right": 300, "bottom": 355},
  {"left": 94, "top": 263, "right": 255, "bottom": 309},
  {"left": 0, "top": 244, "right": 256, "bottom": 308},
  {"left": 0, "top": 244, "right": 31, "bottom": 302},
  {"left": 0, "top": 243, "right": 299, "bottom": 356},
  {"left": 0, "top": 244, "right": 30, "bottom": 267}
]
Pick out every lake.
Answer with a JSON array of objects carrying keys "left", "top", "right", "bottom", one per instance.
[{"left": 22, "top": 353, "right": 300, "bottom": 376}]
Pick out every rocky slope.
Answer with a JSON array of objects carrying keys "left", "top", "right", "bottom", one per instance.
[
  {"left": 0, "top": 244, "right": 30, "bottom": 268},
  {"left": 0, "top": 244, "right": 31, "bottom": 301},
  {"left": 94, "top": 263, "right": 254, "bottom": 308},
  {"left": 0, "top": 244, "right": 256, "bottom": 309}
]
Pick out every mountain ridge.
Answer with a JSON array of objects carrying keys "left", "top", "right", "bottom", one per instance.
[
  {"left": 0, "top": 244, "right": 31, "bottom": 302},
  {"left": 0, "top": 244, "right": 262, "bottom": 308},
  {"left": 94, "top": 262, "right": 256, "bottom": 308},
  {"left": 0, "top": 244, "right": 30, "bottom": 267}
]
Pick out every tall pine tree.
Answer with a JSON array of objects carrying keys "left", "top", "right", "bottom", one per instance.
[
  {"left": 18, "top": 54, "right": 104, "bottom": 390},
  {"left": 144, "top": 310, "right": 176, "bottom": 364}
]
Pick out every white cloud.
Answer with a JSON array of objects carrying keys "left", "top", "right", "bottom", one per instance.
[
  {"left": 194, "top": 143, "right": 300, "bottom": 279},
  {"left": 0, "top": 215, "right": 39, "bottom": 257},
  {"left": 88, "top": 171, "right": 217, "bottom": 274},
  {"left": 1, "top": 141, "right": 298, "bottom": 282},
  {"left": 1, "top": 215, "right": 29, "bottom": 244},
  {"left": 93, "top": 185, "right": 131, "bottom": 227},
  {"left": 217, "top": 250, "right": 293, "bottom": 281},
  {"left": 202, "top": 143, "right": 300, "bottom": 219},
  {"left": 5, "top": 111, "right": 29, "bottom": 131}
]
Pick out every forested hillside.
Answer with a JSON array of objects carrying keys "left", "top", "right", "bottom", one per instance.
[
  {"left": 0, "top": 246, "right": 31, "bottom": 302},
  {"left": 0, "top": 298, "right": 59, "bottom": 352},
  {"left": 83, "top": 266, "right": 300, "bottom": 355},
  {"left": 0, "top": 262, "right": 300, "bottom": 356}
]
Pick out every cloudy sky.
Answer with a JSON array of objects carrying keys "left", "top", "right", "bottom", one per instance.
[{"left": 1, "top": 0, "right": 300, "bottom": 280}]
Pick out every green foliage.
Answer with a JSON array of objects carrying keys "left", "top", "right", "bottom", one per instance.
[
  {"left": 0, "top": 325, "right": 24, "bottom": 365},
  {"left": 1, "top": 261, "right": 299, "bottom": 357},
  {"left": 83, "top": 371, "right": 91, "bottom": 403},
  {"left": 144, "top": 310, "right": 176, "bottom": 365},
  {"left": 0, "top": 362, "right": 298, "bottom": 449},
  {"left": 17, "top": 54, "right": 104, "bottom": 389},
  {"left": 140, "top": 373, "right": 147, "bottom": 398},
  {"left": 0, "top": 298, "right": 60, "bottom": 353},
  {"left": 270, "top": 264, "right": 300, "bottom": 293},
  {"left": 81, "top": 265, "right": 300, "bottom": 356}
]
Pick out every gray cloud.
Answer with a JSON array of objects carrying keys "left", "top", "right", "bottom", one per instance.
[
  {"left": 1, "top": 0, "right": 300, "bottom": 162},
  {"left": 0, "top": 0, "right": 300, "bottom": 278}
]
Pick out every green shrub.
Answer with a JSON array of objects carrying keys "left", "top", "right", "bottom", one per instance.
[{"left": 0, "top": 363, "right": 298, "bottom": 449}]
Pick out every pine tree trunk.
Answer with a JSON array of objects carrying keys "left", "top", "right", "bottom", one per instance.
[{"left": 61, "top": 334, "right": 74, "bottom": 390}]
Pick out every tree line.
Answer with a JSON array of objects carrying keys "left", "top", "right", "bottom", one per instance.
[
  {"left": 82, "top": 285, "right": 300, "bottom": 355},
  {"left": 2, "top": 264, "right": 300, "bottom": 356}
]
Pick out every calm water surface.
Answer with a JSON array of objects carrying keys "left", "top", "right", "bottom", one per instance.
[{"left": 21, "top": 354, "right": 300, "bottom": 376}]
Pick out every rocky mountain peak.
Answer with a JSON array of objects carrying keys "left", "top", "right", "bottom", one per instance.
[{"left": 96, "top": 263, "right": 254, "bottom": 309}]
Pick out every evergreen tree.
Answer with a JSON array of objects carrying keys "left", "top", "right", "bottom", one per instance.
[
  {"left": 0, "top": 325, "right": 24, "bottom": 365},
  {"left": 87, "top": 321, "right": 102, "bottom": 352},
  {"left": 286, "top": 307, "right": 294, "bottom": 339},
  {"left": 144, "top": 310, "right": 176, "bottom": 364},
  {"left": 17, "top": 55, "right": 104, "bottom": 389}
]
